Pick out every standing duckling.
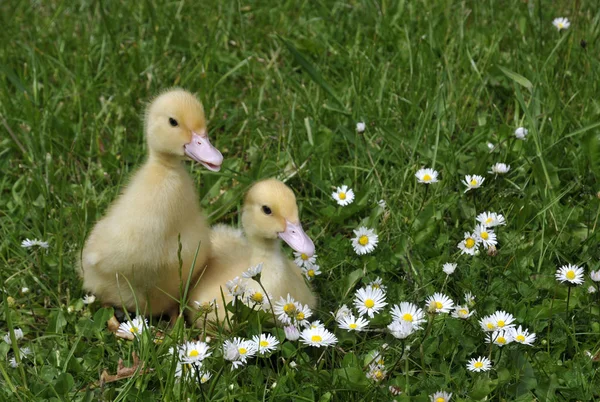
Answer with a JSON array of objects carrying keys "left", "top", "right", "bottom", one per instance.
[
  {"left": 187, "top": 179, "right": 317, "bottom": 326},
  {"left": 80, "top": 89, "right": 223, "bottom": 322}
]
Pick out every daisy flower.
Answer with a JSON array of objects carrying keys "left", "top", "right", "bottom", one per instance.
[
  {"left": 590, "top": 270, "right": 600, "bottom": 282},
  {"left": 82, "top": 294, "right": 96, "bottom": 304},
  {"left": 458, "top": 232, "right": 480, "bottom": 256},
  {"left": 367, "top": 277, "right": 387, "bottom": 292},
  {"left": 332, "top": 304, "right": 352, "bottom": 321},
  {"left": 284, "top": 325, "right": 300, "bottom": 341},
  {"left": 332, "top": 185, "right": 355, "bottom": 206},
  {"left": 3, "top": 328, "right": 24, "bottom": 344},
  {"left": 199, "top": 370, "right": 212, "bottom": 384},
  {"left": 489, "top": 163, "right": 510, "bottom": 175},
  {"left": 117, "top": 317, "right": 147, "bottom": 339},
  {"left": 366, "top": 363, "right": 386, "bottom": 382},
  {"left": 299, "top": 326, "right": 338, "bottom": 348},
  {"left": 425, "top": 293, "right": 454, "bottom": 314},
  {"left": 337, "top": 314, "right": 369, "bottom": 332},
  {"left": 451, "top": 305, "right": 475, "bottom": 319},
  {"left": 304, "top": 320, "right": 324, "bottom": 330},
  {"left": 302, "top": 264, "right": 322, "bottom": 280},
  {"left": 556, "top": 264, "right": 585, "bottom": 285},
  {"left": 293, "top": 303, "right": 313, "bottom": 326},
  {"left": 479, "top": 315, "right": 497, "bottom": 332},
  {"left": 390, "top": 302, "right": 426, "bottom": 329},
  {"left": 487, "top": 330, "right": 513, "bottom": 347},
  {"left": 377, "top": 199, "right": 386, "bottom": 209},
  {"left": 252, "top": 333, "right": 280, "bottom": 355},
  {"left": 21, "top": 238, "right": 49, "bottom": 249},
  {"left": 514, "top": 127, "right": 528, "bottom": 140},
  {"left": 467, "top": 356, "right": 492, "bottom": 372},
  {"left": 474, "top": 224, "right": 497, "bottom": 249},
  {"left": 464, "top": 291, "right": 476, "bottom": 307},
  {"left": 293, "top": 252, "right": 317, "bottom": 268},
  {"left": 491, "top": 310, "right": 516, "bottom": 330},
  {"left": 509, "top": 325, "right": 536, "bottom": 346},
  {"left": 442, "top": 263, "right": 457, "bottom": 275},
  {"left": 21, "top": 287, "right": 29, "bottom": 294},
  {"left": 223, "top": 337, "right": 257, "bottom": 369},
  {"left": 430, "top": 391, "right": 452, "bottom": 402},
  {"left": 487, "top": 142, "right": 495, "bottom": 151},
  {"left": 552, "top": 17, "right": 570, "bottom": 31},
  {"left": 356, "top": 122, "right": 366, "bottom": 133},
  {"left": 476, "top": 211, "right": 506, "bottom": 227},
  {"left": 273, "top": 294, "right": 298, "bottom": 325},
  {"left": 462, "top": 175, "right": 485, "bottom": 193},
  {"left": 415, "top": 168, "right": 439, "bottom": 184},
  {"left": 245, "top": 289, "right": 271, "bottom": 310},
  {"left": 241, "top": 263, "right": 263, "bottom": 279},
  {"left": 589, "top": 285, "right": 597, "bottom": 294},
  {"left": 389, "top": 385, "right": 403, "bottom": 396},
  {"left": 195, "top": 299, "right": 217, "bottom": 314},
  {"left": 179, "top": 341, "right": 211, "bottom": 364},
  {"left": 387, "top": 320, "right": 415, "bottom": 339},
  {"left": 354, "top": 286, "right": 387, "bottom": 318},
  {"left": 351, "top": 227, "right": 379, "bottom": 255},
  {"left": 225, "top": 276, "right": 247, "bottom": 300}
]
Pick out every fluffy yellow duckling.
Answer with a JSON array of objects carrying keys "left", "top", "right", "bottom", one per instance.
[
  {"left": 187, "top": 179, "right": 317, "bottom": 326},
  {"left": 80, "top": 89, "right": 223, "bottom": 321}
]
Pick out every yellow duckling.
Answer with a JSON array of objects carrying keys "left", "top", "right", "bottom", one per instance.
[
  {"left": 187, "top": 179, "right": 317, "bottom": 326},
  {"left": 80, "top": 89, "right": 223, "bottom": 321}
]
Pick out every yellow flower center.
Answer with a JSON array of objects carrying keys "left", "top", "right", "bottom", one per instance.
[
  {"left": 566, "top": 270, "right": 576, "bottom": 280},
  {"left": 349, "top": 323, "right": 357, "bottom": 329},
  {"left": 465, "top": 238, "right": 476, "bottom": 249},
  {"left": 189, "top": 350, "right": 199, "bottom": 357},
  {"left": 558, "top": 23, "right": 564, "bottom": 28},
  {"left": 364, "top": 299, "right": 375, "bottom": 308},
  {"left": 201, "top": 375, "right": 209, "bottom": 383},
  {"left": 497, "top": 320, "right": 505, "bottom": 328},
  {"left": 516, "top": 335, "right": 525, "bottom": 342},
  {"left": 485, "top": 217, "right": 493, "bottom": 224},
  {"left": 239, "top": 347, "right": 247, "bottom": 355},
  {"left": 474, "top": 361, "right": 483, "bottom": 368},
  {"left": 470, "top": 179, "right": 478, "bottom": 186},
  {"left": 436, "top": 398, "right": 445, "bottom": 402},
  {"left": 486, "top": 323, "right": 495, "bottom": 330},
  {"left": 423, "top": 174, "right": 432, "bottom": 182},
  {"left": 481, "top": 231, "right": 489, "bottom": 240},
  {"left": 402, "top": 313, "right": 413, "bottom": 322},
  {"left": 311, "top": 335, "right": 322, "bottom": 342},
  {"left": 374, "top": 370, "right": 384, "bottom": 380},
  {"left": 260, "top": 340, "right": 269, "bottom": 347},
  {"left": 339, "top": 192, "right": 346, "bottom": 200},
  {"left": 284, "top": 303, "right": 296, "bottom": 314},
  {"left": 308, "top": 269, "right": 315, "bottom": 277},
  {"left": 459, "top": 309, "right": 468, "bottom": 316},
  {"left": 252, "top": 292, "right": 264, "bottom": 302},
  {"left": 301, "top": 253, "right": 308, "bottom": 260},
  {"left": 359, "top": 235, "right": 369, "bottom": 246},
  {"left": 296, "top": 312, "right": 305, "bottom": 320},
  {"left": 497, "top": 336, "right": 506, "bottom": 344},
  {"left": 435, "top": 301, "right": 443, "bottom": 310},
  {"left": 130, "top": 326, "right": 138, "bottom": 333}
]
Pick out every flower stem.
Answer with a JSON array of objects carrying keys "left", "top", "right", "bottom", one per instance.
[{"left": 566, "top": 286, "right": 571, "bottom": 318}]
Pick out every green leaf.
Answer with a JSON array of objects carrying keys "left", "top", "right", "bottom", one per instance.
[
  {"left": 498, "top": 66, "right": 533, "bottom": 90},
  {"left": 470, "top": 377, "right": 498, "bottom": 400},
  {"left": 343, "top": 269, "right": 363, "bottom": 298},
  {"left": 55, "top": 373, "right": 74, "bottom": 395}
]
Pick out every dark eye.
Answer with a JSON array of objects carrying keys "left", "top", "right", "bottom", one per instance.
[
  {"left": 169, "top": 118, "right": 178, "bottom": 127},
  {"left": 262, "top": 205, "right": 272, "bottom": 215}
]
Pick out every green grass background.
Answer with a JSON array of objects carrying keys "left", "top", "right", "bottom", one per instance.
[{"left": 2, "top": 0, "right": 600, "bottom": 400}]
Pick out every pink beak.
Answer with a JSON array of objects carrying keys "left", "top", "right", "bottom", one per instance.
[
  {"left": 278, "top": 220, "right": 315, "bottom": 257},
  {"left": 184, "top": 132, "right": 223, "bottom": 172}
]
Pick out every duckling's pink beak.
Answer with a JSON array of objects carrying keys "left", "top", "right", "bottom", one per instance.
[
  {"left": 278, "top": 220, "right": 315, "bottom": 257},
  {"left": 184, "top": 132, "right": 223, "bottom": 172}
]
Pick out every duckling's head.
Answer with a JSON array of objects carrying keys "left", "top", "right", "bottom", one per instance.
[
  {"left": 242, "top": 179, "right": 315, "bottom": 257},
  {"left": 145, "top": 89, "right": 223, "bottom": 171}
]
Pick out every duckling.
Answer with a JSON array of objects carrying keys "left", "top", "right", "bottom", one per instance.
[
  {"left": 79, "top": 89, "right": 223, "bottom": 322},
  {"left": 186, "top": 179, "right": 317, "bottom": 326}
]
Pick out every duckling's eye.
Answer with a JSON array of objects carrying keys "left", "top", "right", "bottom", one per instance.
[
  {"left": 168, "top": 118, "right": 179, "bottom": 127},
  {"left": 262, "top": 206, "right": 272, "bottom": 215}
]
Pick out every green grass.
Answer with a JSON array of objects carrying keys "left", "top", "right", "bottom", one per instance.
[{"left": 2, "top": 0, "right": 600, "bottom": 400}]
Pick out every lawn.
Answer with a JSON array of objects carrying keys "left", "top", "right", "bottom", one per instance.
[{"left": 2, "top": 0, "right": 600, "bottom": 400}]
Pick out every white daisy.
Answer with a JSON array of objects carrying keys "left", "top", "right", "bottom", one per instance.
[
  {"left": 489, "top": 163, "right": 510, "bottom": 175},
  {"left": 21, "top": 287, "right": 29, "bottom": 294},
  {"left": 194, "top": 299, "right": 217, "bottom": 314},
  {"left": 3, "top": 328, "right": 24, "bottom": 344},
  {"left": 430, "top": 391, "right": 452, "bottom": 402},
  {"left": 356, "top": 122, "right": 366, "bottom": 133},
  {"left": 476, "top": 211, "right": 506, "bottom": 227},
  {"left": 245, "top": 288, "right": 271, "bottom": 310},
  {"left": 299, "top": 326, "right": 338, "bottom": 348},
  {"left": 304, "top": 320, "right": 325, "bottom": 330},
  {"left": 589, "top": 285, "right": 597, "bottom": 294},
  {"left": 458, "top": 232, "right": 480, "bottom": 256},
  {"left": 442, "top": 263, "right": 457, "bottom": 275},
  {"left": 252, "top": 333, "right": 280, "bottom": 355},
  {"left": 366, "top": 363, "right": 386, "bottom": 382},
  {"left": 116, "top": 317, "right": 147, "bottom": 339},
  {"left": 387, "top": 320, "right": 415, "bottom": 339},
  {"left": 462, "top": 175, "right": 485, "bottom": 193},
  {"left": 302, "top": 263, "right": 322, "bottom": 280},
  {"left": 378, "top": 199, "right": 386, "bottom": 209},
  {"left": 332, "top": 304, "right": 352, "bottom": 321},
  {"left": 337, "top": 314, "right": 369, "bottom": 332},
  {"left": 8, "top": 357, "right": 19, "bottom": 368},
  {"left": 293, "top": 303, "right": 313, "bottom": 326},
  {"left": 487, "top": 142, "right": 495, "bottom": 151},
  {"left": 199, "top": 370, "right": 212, "bottom": 384},
  {"left": 487, "top": 330, "right": 513, "bottom": 347},
  {"left": 590, "top": 270, "right": 600, "bottom": 282},
  {"left": 179, "top": 340, "right": 211, "bottom": 364},
  {"left": 467, "top": 356, "right": 492, "bottom": 372},
  {"left": 474, "top": 224, "right": 497, "bottom": 249},
  {"left": 425, "top": 293, "right": 454, "bottom": 314},
  {"left": 293, "top": 252, "right": 317, "bottom": 268},
  {"left": 514, "top": 127, "right": 528, "bottom": 140},
  {"left": 367, "top": 277, "right": 387, "bottom": 292},
  {"left": 223, "top": 337, "right": 257, "bottom": 370},
  {"left": 390, "top": 302, "right": 426, "bottom": 329},
  {"left": 354, "top": 286, "right": 387, "bottom": 318},
  {"left": 332, "top": 185, "right": 355, "bottom": 206},
  {"left": 415, "top": 168, "right": 439, "bottom": 184},
  {"left": 241, "top": 262, "right": 263, "bottom": 279},
  {"left": 509, "top": 325, "right": 536, "bottom": 346},
  {"left": 82, "top": 294, "right": 96, "bottom": 304},
  {"left": 351, "top": 227, "right": 379, "bottom": 255},
  {"left": 491, "top": 310, "right": 516, "bottom": 330},
  {"left": 273, "top": 294, "right": 298, "bottom": 325},
  {"left": 284, "top": 325, "right": 300, "bottom": 341},
  {"left": 225, "top": 276, "right": 247, "bottom": 300},
  {"left": 479, "top": 314, "right": 497, "bottom": 332},
  {"left": 389, "top": 385, "right": 403, "bottom": 396},
  {"left": 464, "top": 292, "right": 476, "bottom": 307},
  {"left": 451, "top": 305, "right": 475, "bottom": 319},
  {"left": 556, "top": 264, "right": 585, "bottom": 285},
  {"left": 552, "top": 17, "right": 570, "bottom": 31},
  {"left": 21, "top": 238, "right": 49, "bottom": 249}
]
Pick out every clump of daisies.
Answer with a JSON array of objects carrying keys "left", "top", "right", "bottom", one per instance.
[
  {"left": 273, "top": 294, "right": 313, "bottom": 327},
  {"left": 332, "top": 185, "right": 355, "bottom": 206},
  {"left": 223, "top": 337, "right": 258, "bottom": 370},
  {"left": 415, "top": 168, "right": 439, "bottom": 184},
  {"left": 552, "top": 17, "right": 570, "bottom": 31},
  {"left": 352, "top": 227, "right": 378, "bottom": 255},
  {"left": 458, "top": 211, "right": 507, "bottom": 257}
]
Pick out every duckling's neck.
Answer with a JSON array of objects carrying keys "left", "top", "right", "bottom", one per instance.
[
  {"left": 147, "top": 150, "right": 184, "bottom": 170},
  {"left": 247, "top": 236, "right": 282, "bottom": 259}
]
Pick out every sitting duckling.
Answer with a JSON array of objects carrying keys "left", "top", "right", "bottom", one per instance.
[
  {"left": 187, "top": 179, "right": 317, "bottom": 326},
  {"left": 80, "top": 89, "right": 223, "bottom": 324}
]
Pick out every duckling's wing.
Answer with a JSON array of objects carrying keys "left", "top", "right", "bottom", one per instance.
[{"left": 209, "top": 224, "right": 248, "bottom": 262}]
